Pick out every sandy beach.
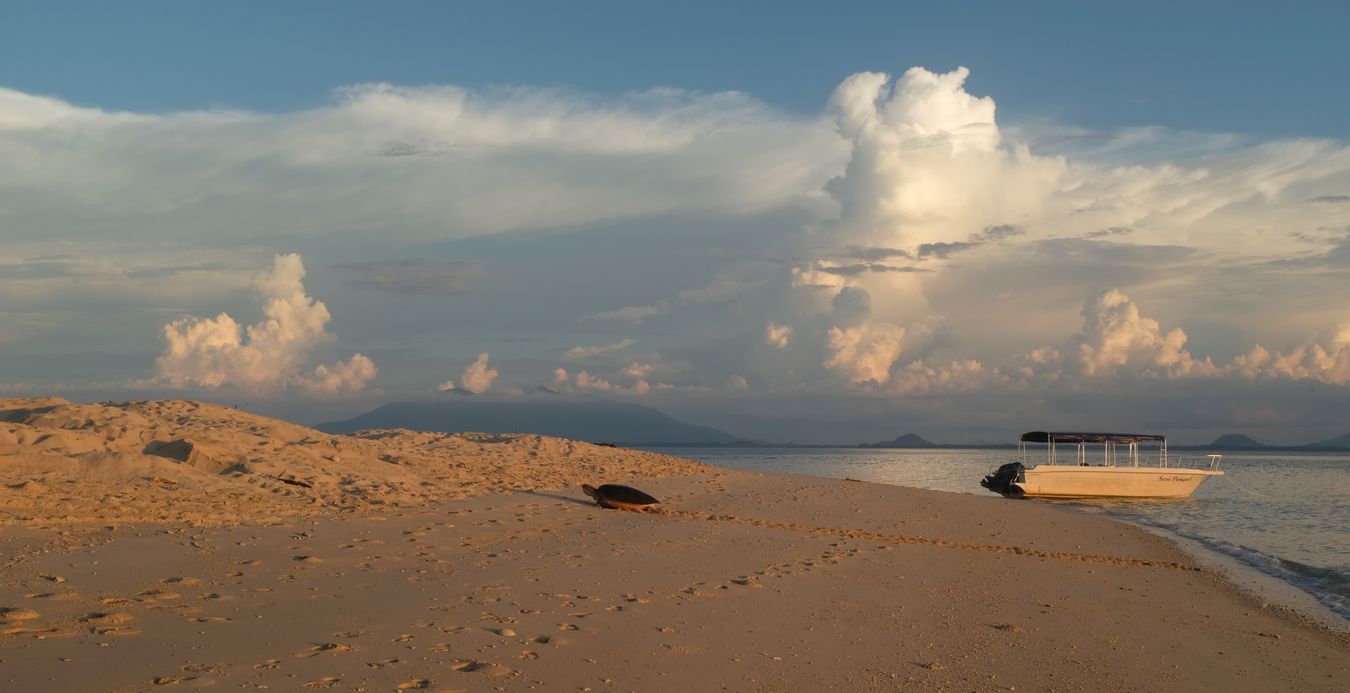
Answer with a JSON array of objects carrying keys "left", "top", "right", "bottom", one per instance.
[{"left": 2, "top": 398, "right": 1347, "bottom": 692}]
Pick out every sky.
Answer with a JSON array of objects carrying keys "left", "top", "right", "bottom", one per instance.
[{"left": 2, "top": 2, "right": 1349, "bottom": 444}]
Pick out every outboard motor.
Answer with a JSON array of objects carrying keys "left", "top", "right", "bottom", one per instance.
[{"left": 980, "top": 462, "right": 1025, "bottom": 497}]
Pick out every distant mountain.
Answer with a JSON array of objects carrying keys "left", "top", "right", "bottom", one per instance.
[
  {"left": 859, "top": 433, "right": 936, "bottom": 449},
  {"left": 316, "top": 396, "right": 740, "bottom": 445},
  {"left": 1207, "top": 434, "right": 1267, "bottom": 450},
  {"left": 1307, "top": 433, "right": 1350, "bottom": 450}
]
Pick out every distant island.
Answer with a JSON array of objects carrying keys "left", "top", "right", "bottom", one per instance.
[
  {"left": 1172, "top": 432, "right": 1350, "bottom": 452},
  {"left": 317, "top": 395, "right": 742, "bottom": 446},
  {"left": 859, "top": 433, "right": 937, "bottom": 448}
]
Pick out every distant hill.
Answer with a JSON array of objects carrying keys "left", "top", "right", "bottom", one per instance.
[
  {"left": 1307, "top": 433, "right": 1350, "bottom": 450},
  {"left": 1207, "top": 434, "right": 1267, "bottom": 450},
  {"left": 859, "top": 433, "right": 936, "bottom": 449},
  {"left": 316, "top": 396, "right": 740, "bottom": 445}
]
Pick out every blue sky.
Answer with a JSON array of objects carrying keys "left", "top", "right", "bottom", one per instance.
[
  {"left": 4, "top": 1, "right": 1347, "bottom": 137},
  {"left": 2, "top": 2, "right": 1349, "bottom": 444}
]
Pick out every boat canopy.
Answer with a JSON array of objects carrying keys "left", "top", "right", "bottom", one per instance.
[{"left": 1020, "top": 431, "right": 1165, "bottom": 444}]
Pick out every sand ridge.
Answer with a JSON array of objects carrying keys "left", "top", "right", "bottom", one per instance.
[{"left": 0, "top": 397, "right": 706, "bottom": 527}]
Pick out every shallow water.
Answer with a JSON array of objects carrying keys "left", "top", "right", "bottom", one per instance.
[{"left": 643, "top": 446, "right": 1350, "bottom": 624}]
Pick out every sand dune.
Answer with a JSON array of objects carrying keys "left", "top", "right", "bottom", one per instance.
[{"left": 0, "top": 397, "right": 705, "bottom": 527}]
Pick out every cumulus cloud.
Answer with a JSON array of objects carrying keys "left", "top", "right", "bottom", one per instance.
[
  {"left": 824, "top": 66, "right": 1064, "bottom": 250},
  {"left": 150, "top": 253, "right": 376, "bottom": 395},
  {"left": 297, "top": 354, "right": 379, "bottom": 395},
  {"left": 1072, "top": 289, "right": 1214, "bottom": 378},
  {"left": 824, "top": 323, "right": 906, "bottom": 384},
  {"left": 887, "top": 359, "right": 1002, "bottom": 395},
  {"left": 573, "top": 370, "right": 612, "bottom": 391},
  {"left": 1012, "top": 289, "right": 1350, "bottom": 388},
  {"left": 1230, "top": 326, "right": 1350, "bottom": 384},
  {"left": 621, "top": 362, "right": 654, "bottom": 379},
  {"left": 765, "top": 322, "right": 792, "bottom": 349},
  {"left": 458, "top": 352, "right": 499, "bottom": 394},
  {"left": 563, "top": 338, "right": 635, "bottom": 360}
]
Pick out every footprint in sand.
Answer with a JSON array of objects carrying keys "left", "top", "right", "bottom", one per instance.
[
  {"left": 397, "top": 680, "right": 433, "bottom": 690},
  {"left": 80, "top": 611, "right": 132, "bottom": 625},
  {"left": 294, "top": 642, "right": 355, "bottom": 658},
  {"left": 302, "top": 676, "right": 341, "bottom": 688},
  {"left": 152, "top": 675, "right": 199, "bottom": 685},
  {"left": 451, "top": 660, "right": 514, "bottom": 677}
]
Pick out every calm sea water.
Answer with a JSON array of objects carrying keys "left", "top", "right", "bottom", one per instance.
[{"left": 643, "top": 446, "right": 1350, "bottom": 624}]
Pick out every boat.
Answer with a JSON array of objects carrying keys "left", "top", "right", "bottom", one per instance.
[{"left": 980, "top": 431, "right": 1223, "bottom": 499}]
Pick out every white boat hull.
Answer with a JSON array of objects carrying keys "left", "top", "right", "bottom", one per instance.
[{"left": 1016, "top": 465, "right": 1223, "bottom": 499}]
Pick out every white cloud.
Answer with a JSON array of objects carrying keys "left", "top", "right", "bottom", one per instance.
[
  {"left": 824, "top": 66, "right": 1064, "bottom": 250},
  {"left": 590, "top": 303, "right": 669, "bottom": 323},
  {"left": 459, "top": 352, "right": 499, "bottom": 394},
  {"left": 824, "top": 323, "right": 906, "bottom": 385},
  {"left": 0, "top": 83, "right": 841, "bottom": 247},
  {"left": 563, "top": 338, "right": 635, "bottom": 360},
  {"left": 1230, "top": 325, "right": 1350, "bottom": 385},
  {"left": 573, "top": 370, "right": 612, "bottom": 391},
  {"left": 621, "top": 362, "right": 654, "bottom": 379},
  {"left": 297, "top": 353, "right": 379, "bottom": 395},
  {"left": 1071, "top": 289, "right": 1214, "bottom": 378},
  {"left": 887, "top": 359, "right": 1002, "bottom": 395},
  {"left": 765, "top": 322, "right": 792, "bottom": 349},
  {"left": 150, "top": 253, "right": 376, "bottom": 395}
]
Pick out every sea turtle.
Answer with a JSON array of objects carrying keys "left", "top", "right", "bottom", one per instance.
[{"left": 581, "top": 484, "right": 660, "bottom": 511}]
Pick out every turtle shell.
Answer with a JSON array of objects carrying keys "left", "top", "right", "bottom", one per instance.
[{"left": 585, "top": 483, "right": 659, "bottom": 508}]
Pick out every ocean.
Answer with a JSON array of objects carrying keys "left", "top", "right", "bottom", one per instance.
[{"left": 642, "top": 446, "right": 1350, "bottom": 627}]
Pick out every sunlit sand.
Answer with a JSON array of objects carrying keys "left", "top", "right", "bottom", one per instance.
[{"left": 2, "top": 397, "right": 1346, "bottom": 691}]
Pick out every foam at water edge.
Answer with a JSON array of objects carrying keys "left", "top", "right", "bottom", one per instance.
[{"left": 1128, "top": 517, "right": 1349, "bottom": 633}]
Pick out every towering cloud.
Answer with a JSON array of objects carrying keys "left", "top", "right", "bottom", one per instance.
[
  {"left": 824, "top": 66, "right": 1063, "bottom": 248},
  {"left": 458, "top": 353, "right": 500, "bottom": 394},
  {"left": 151, "top": 254, "right": 376, "bottom": 395}
]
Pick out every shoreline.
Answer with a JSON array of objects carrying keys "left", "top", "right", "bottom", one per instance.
[
  {"left": 1137, "top": 522, "right": 1350, "bottom": 634},
  {"left": 651, "top": 444, "right": 1350, "bottom": 638}
]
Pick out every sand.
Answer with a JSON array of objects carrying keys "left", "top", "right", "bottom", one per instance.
[{"left": 2, "top": 398, "right": 1347, "bottom": 691}]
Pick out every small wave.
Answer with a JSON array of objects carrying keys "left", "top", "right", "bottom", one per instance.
[{"left": 1115, "top": 515, "right": 1350, "bottom": 621}]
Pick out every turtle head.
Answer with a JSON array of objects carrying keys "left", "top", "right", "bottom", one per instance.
[{"left": 581, "top": 484, "right": 600, "bottom": 501}]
